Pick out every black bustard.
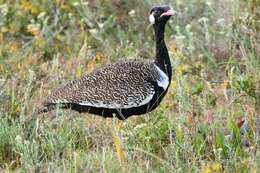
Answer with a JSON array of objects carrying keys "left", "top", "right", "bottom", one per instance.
[{"left": 37, "top": 5, "right": 176, "bottom": 120}]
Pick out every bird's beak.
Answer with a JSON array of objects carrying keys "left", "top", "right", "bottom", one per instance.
[{"left": 160, "top": 9, "right": 176, "bottom": 17}]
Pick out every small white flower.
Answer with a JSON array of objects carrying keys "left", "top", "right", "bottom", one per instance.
[
  {"left": 216, "top": 18, "right": 225, "bottom": 24},
  {"left": 128, "top": 9, "right": 135, "bottom": 17},
  {"left": 198, "top": 17, "right": 209, "bottom": 23},
  {"left": 217, "top": 148, "right": 223, "bottom": 152},
  {"left": 176, "top": 35, "right": 186, "bottom": 40},
  {"left": 185, "top": 24, "right": 191, "bottom": 31},
  {"left": 73, "top": 2, "right": 79, "bottom": 6},
  {"left": 24, "top": 140, "right": 30, "bottom": 145},
  {"left": 145, "top": 136, "right": 151, "bottom": 140},
  {"left": 188, "top": 46, "right": 195, "bottom": 52},
  {"left": 15, "top": 135, "right": 23, "bottom": 143},
  {"left": 37, "top": 12, "right": 46, "bottom": 19},
  {"left": 0, "top": 4, "right": 8, "bottom": 16},
  {"left": 98, "top": 23, "right": 104, "bottom": 29},
  {"left": 133, "top": 123, "right": 147, "bottom": 130},
  {"left": 27, "top": 23, "right": 41, "bottom": 31},
  {"left": 89, "top": 28, "right": 98, "bottom": 35},
  {"left": 68, "top": 13, "right": 73, "bottom": 18},
  {"left": 206, "top": 1, "right": 211, "bottom": 6},
  {"left": 27, "top": 23, "right": 41, "bottom": 35},
  {"left": 82, "top": 1, "right": 89, "bottom": 6},
  {"left": 30, "top": 19, "right": 35, "bottom": 23}
]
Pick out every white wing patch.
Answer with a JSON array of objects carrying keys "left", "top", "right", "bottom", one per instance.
[
  {"left": 78, "top": 92, "right": 154, "bottom": 109},
  {"left": 154, "top": 65, "right": 169, "bottom": 90},
  {"left": 149, "top": 13, "right": 155, "bottom": 24}
]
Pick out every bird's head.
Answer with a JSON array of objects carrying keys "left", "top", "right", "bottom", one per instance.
[{"left": 149, "top": 5, "right": 176, "bottom": 25}]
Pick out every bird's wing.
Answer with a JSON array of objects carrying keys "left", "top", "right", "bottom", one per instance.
[{"left": 45, "top": 60, "right": 161, "bottom": 109}]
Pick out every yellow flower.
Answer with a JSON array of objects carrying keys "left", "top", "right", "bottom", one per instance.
[
  {"left": 21, "top": 1, "right": 40, "bottom": 16},
  {"left": 176, "top": 64, "right": 190, "bottom": 75},
  {"left": 27, "top": 23, "right": 41, "bottom": 36},
  {"left": 34, "top": 36, "right": 45, "bottom": 49},
  {"left": 95, "top": 51, "right": 104, "bottom": 62},
  {"left": 170, "top": 41, "right": 177, "bottom": 54},
  {"left": 171, "top": 80, "right": 177, "bottom": 90},
  {"left": 202, "top": 168, "right": 212, "bottom": 173},
  {"left": 31, "top": 7, "right": 40, "bottom": 16},
  {"left": 86, "top": 60, "right": 95, "bottom": 73},
  {"left": 168, "top": 81, "right": 176, "bottom": 98},
  {"left": 10, "top": 44, "right": 18, "bottom": 53},
  {"left": 21, "top": 1, "right": 33, "bottom": 12},
  {"left": 60, "top": 4, "right": 71, "bottom": 11},
  {"left": 1, "top": 27, "right": 8, "bottom": 33},
  {"left": 222, "top": 80, "right": 230, "bottom": 89},
  {"left": 202, "top": 163, "right": 221, "bottom": 173},
  {"left": 211, "top": 163, "right": 221, "bottom": 172},
  {"left": 15, "top": 106, "right": 21, "bottom": 113},
  {"left": 252, "top": 168, "right": 257, "bottom": 173},
  {"left": 56, "top": 34, "right": 65, "bottom": 41},
  {"left": 76, "top": 67, "right": 83, "bottom": 78}
]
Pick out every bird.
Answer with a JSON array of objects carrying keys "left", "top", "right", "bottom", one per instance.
[{"left": 37, "top": 5, "right": 176, "bottom": 120}]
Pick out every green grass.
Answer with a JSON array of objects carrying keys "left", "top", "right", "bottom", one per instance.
[{"left": 0, "top": 0, "right": 259, "bottom": 172}]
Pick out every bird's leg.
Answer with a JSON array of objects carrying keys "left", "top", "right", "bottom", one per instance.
[{"left": 112, "top": 115, "right": 126, "bottom": 161}]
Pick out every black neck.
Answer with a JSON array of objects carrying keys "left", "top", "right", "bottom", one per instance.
[{"left": 153, "top": 23, "right": 172, "bottom": 80}]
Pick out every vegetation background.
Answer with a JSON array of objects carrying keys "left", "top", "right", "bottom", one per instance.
[{"left": 0, "top": 0, "right": 259, "bottom": 172}]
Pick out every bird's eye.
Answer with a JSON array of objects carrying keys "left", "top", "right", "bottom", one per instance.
[{"left": 153, "top": 10, "right": 160, "bottom": 16}]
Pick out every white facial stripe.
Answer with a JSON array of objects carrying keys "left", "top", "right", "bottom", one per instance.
[{"left": 149, "top": 13, "right": 155, "bottom": 24}]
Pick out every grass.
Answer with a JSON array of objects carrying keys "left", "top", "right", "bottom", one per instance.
[{"left": 0, "top": 0, "right": 259, "bottom": 172}]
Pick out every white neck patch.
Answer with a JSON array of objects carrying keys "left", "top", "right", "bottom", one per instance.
[
  {"left": 154, "top": 65, "right": 169, "bottom": 90},
  {"left": 149, "top": 13, "right": 155, "bottom": 24}
]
